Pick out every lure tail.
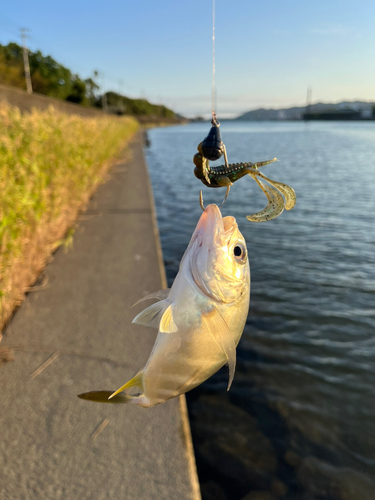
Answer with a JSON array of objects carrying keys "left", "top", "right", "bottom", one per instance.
[{"left": 245, "top": 166, "right": 297, "bottom": 222}]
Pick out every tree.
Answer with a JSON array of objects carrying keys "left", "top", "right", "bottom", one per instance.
[
  {"left": 85, "top": 77, "right": 100, "bottom": 105},
  {"left": 0, "top": 42, "right": 176, "bottom": 116},
  {"left": 66, "top": 78, "right": 87, "bottom": 104}
]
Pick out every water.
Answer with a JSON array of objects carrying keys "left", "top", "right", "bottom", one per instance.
[{"left": 145, "top": 121, "right": 375, "bottom": 500}]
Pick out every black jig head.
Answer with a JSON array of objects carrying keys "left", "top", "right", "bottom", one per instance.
[{"left": 201, "top": 117, "right": 225, "bottom": 161}]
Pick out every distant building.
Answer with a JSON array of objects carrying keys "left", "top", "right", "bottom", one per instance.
[{"left": 304, "top": 109, "right": 364, "bottom": 121}]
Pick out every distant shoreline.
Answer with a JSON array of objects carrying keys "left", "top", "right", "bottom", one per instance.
[
  {"left": 230, "top": 100, "right": 375, "bottom": 122},
  {"left": 190, "top": 116, "right": 375, "bottom": 122}
]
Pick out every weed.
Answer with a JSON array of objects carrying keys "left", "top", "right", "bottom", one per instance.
[{"left": 0, "top": 102, "right": 139, "bottom": 331}]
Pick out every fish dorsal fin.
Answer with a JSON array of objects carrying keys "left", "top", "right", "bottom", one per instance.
[
  {"left": 202, "top": 306, "right": 236, "bottom": 390},
  {"left": 159, "top": 304, "right": 178, "bottom": 333},
  {"left": 132, "top": 300, "right": 178, "bottom": 333},
  {"left": 132, "top": 289, "right": 170, "bottom": 308}
]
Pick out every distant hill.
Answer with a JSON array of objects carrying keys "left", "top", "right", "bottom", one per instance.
[
  {"left": 236, "top": 101, "right": 375, "bottom": 121},
  {"left": 96, "top": 91, "right": 175, "bottom": 118}
]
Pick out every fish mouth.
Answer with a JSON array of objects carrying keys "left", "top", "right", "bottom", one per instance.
[
  {"left": 196, "top": 204, "right": 238, "bottom": 247},
  {"left": 196, "top": 204, "right": 223, "bottom": 238},
  {"left": 189, "top": 204, "right": 241, "bottom": 303}
]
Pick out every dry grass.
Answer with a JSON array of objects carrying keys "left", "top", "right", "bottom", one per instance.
[{"left": 0, "top": 102, "right": 139, "bottom": 332}]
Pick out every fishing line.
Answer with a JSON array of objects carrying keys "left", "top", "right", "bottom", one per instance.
[{"left": 212, "top": 0, "right": 216, "bottom": 121}]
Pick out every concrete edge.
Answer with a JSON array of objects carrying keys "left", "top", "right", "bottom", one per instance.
[{"left": 140, "top": 131, "right": 202, "bottom": 500}]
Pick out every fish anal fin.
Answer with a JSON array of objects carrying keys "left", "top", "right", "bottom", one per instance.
[
  {"left": 132, "top": 299, "right": 170, "bottom": 329},
  {"left": 160, "top": 304, "right": 178, "bottom": 333},
  {"left": 202, "top": 307, "right": 236, "bottom": 390},
  {"left": 109, "top": 372, "right": 144, "bottom": 400}
]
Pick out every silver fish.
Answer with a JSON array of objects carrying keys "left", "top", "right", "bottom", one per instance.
[{"left": 78, "top": 204, "right": 250, "bottom": 407}]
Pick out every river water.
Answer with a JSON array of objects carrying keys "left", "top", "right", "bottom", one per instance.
[{"left": 145, "top": 121, "right": 375, "bottom": 500}]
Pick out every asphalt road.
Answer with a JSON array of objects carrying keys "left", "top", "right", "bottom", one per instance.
[{"left": 0, "top": 133, "right": 201, "bottom": 500}]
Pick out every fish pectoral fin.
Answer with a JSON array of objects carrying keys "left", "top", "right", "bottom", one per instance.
[
  {"left": 132, "top": 289, "right": 170, "bottom": 308},
  {"left": 202, "top": 307, "right": 236, "bottom": 390},
  {"left": 159, "top": 304, "right": 178, "bottom": 333},
  {"left": 132, "top": 299, "right": 170, "bottom": 329},
  {"left": 133, "top": 299, "right": 178, "bottom": 333}
]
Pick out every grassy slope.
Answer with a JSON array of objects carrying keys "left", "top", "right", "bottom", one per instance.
[{"left": 0, "top": 103, "right": 139, "bottom": 333}]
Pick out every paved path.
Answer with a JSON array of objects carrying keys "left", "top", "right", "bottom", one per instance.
[{"left": 0, "top": 133, "right": 201, "bottom": 500}]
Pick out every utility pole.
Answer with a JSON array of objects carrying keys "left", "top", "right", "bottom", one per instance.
[
  {"left": 20, "top": 28, "right": 33, "bottom": 94},
  {"left": 118, "top": 79, "right": 124, "bottom": 113},
  {"left": 119, "top": 79, "right": 124, "bottom": 96},
  {"left": 101, "top": 72, "right": 108, "bottom": 113}
]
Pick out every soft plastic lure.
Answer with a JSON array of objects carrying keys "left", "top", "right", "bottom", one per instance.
[{"left": 193, "top": 119, "right": 296, "bottom": 222}]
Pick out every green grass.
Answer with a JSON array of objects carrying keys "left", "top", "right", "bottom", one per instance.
[{"left": 0, "top": 102, "right": 139, "bottom": 329}]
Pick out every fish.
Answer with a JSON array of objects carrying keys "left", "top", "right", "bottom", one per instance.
[{"left": 78, "top": 204, "right": 250, "bottom": 408}]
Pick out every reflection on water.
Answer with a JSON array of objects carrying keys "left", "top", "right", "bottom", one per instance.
[{"left": 145, "top": 121, "right": 375, "bottom": 500}]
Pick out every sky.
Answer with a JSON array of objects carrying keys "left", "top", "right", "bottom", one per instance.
[{"left": 1, "top": 0, "right": 375, "bottom": 118}]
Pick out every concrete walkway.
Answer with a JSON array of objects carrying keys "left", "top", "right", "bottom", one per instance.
[{"left": 0, "top": 133, "right": 201, "bottom": 500}]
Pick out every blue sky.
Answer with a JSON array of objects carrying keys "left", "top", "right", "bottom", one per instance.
[{"left": 1, "top": 0, "right": 374, "bottom": 117}]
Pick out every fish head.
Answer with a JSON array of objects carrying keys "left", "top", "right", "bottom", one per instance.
[{"left": 185, "top": 204, "right": 250, "bottom": 304}]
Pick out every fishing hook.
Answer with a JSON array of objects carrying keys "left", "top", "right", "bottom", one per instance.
[
  {"left": 199, "top": 185, "right": 231, "bottom": 211},
  {"left": 199, "top": 141, "right": 230, "bottom": 211}
]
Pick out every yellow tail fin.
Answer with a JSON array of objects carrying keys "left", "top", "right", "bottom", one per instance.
[{"left": 108, "top": 372, "right": 144, "bottom": 400}]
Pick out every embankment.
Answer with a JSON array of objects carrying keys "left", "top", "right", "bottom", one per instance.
[
  {"left": 0, "top": 83, "right": 104, "bottom": 118},
  {"left": 0, "top": 83, "right": 187, "bottom": 125},
  {"left": 0, "top": 100, "right": 139, "bottom": 334}
]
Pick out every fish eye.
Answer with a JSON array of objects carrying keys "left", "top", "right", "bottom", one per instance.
[{"left": 233, "top": 243, "right": 247, "bottom": 262}]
